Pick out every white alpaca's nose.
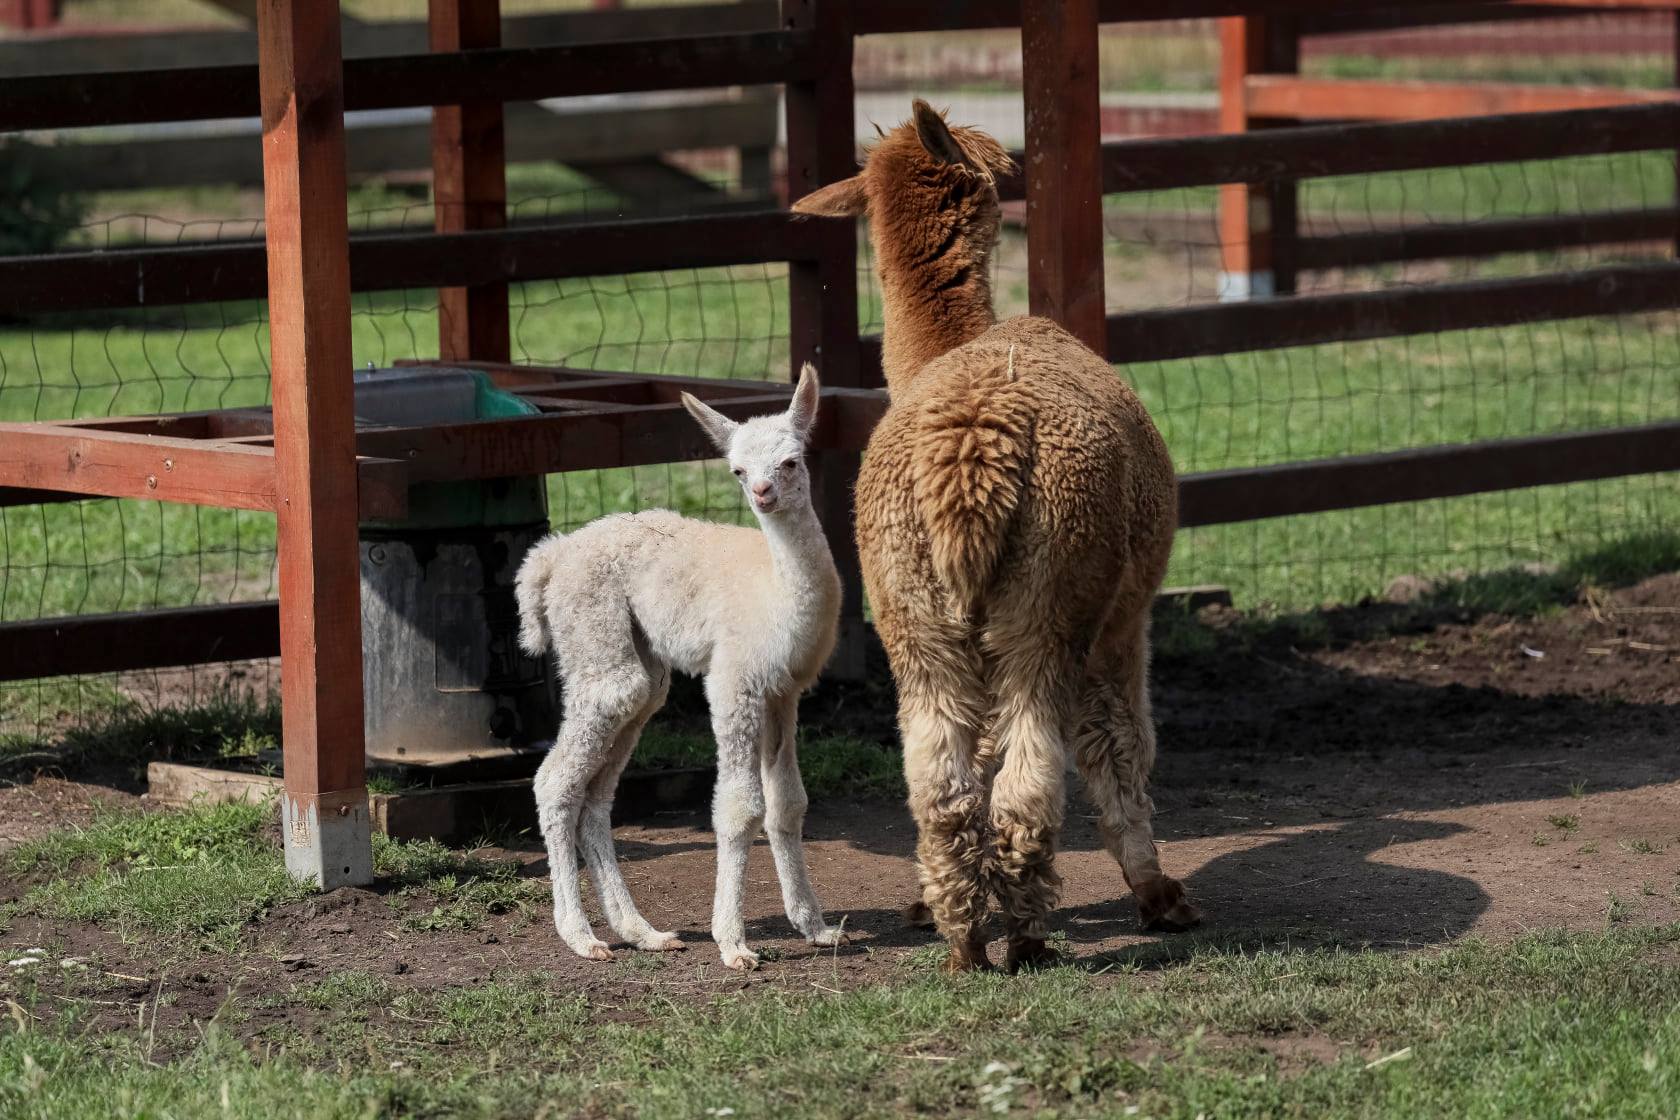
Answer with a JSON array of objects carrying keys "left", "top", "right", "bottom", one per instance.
[{"left": 751, "top": 481, "right": 773, "bottom": 499}]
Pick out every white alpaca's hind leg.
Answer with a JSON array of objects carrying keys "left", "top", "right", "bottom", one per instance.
[
  {"left": 761, "top": 694, "right": 843, "bottom": 947},
  {"left": 578, "top": 666, "right": 684, "bottom": 952},
  {"left": 535, "top": 722, "right": 614, "bottom": 962}
]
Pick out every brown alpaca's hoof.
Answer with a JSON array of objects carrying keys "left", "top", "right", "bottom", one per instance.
[
  {"left": 1136, "top": 876, "right": 1203, "bottom": 933},
  {"left": 1005, "top": 937, "right": 1059, "bottom": 974},
  {"left": 942, "top": 941, "right": 995, "bottom": 974},
  {"left": 902, "top": 899, "right": 937, "bottom": 929}
]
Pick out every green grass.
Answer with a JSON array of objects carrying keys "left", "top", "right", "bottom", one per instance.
[
  {"left": 2, "top": 801, "right": 307, "bottom": 953},
  {"left": 0, "top": 691, "right": 278, "bottom": 771},
  {"left": 2, "top": 926, "right": 1677, "bottom": 1117},
  {"left": 0, "top": 801, "right": 551, "bottom": 949},
  {"left": 1307, "top": 52, "right": 1673, "bottom": 91},
  {"left": 372, "top": 833, "right": 546, "bottom": 933}
]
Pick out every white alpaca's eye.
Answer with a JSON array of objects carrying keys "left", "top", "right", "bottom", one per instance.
[
  {"left": 730, "top": 467, "right": 744, "bottom": 478},
  {"left": 781, "top": 458, "right": 797, "bottom": 471}
]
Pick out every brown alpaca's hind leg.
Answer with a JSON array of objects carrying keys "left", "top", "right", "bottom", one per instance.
[
  {"left": 901, "top": 687, "right": 994, "bottom": 972},
  {"left": 985, "top": 645, "right": 1073, "bottom": 973},
  {"left": 1074, "top": 614, "right": 1202, "bottom": 934}
]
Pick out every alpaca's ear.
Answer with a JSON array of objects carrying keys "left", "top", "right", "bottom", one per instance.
[
  {"left": 791, "top": 176, "right": 867, "bottom": 218},
  {"left": 913, "top": 99, "right": 966, "bottom": 167},
  {"left": 680, "top": 392, "right": 738, "bottom": 454},
  {"left": 787, "top": 362, "right": 820, "bottom": 443}
]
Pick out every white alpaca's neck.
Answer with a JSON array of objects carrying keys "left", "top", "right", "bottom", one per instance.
[{"left": 756, "top": 501, "right": 839, "bottom": 604}]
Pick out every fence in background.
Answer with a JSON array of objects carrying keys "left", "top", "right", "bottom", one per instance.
[{"left": 2, "top": 0, "right": 1679, "bottom": 741}]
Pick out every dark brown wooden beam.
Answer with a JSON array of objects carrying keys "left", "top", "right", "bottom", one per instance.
[
  {"left": 1299, "top": 4, "right": 1612, "bottom": 34},
  {"left": 430, "top": 0, "right": 510, "bottom": 365},
  {"left": 0, "top": 29, "right": 814, "bottom": 132},
  {"left": 1294, "top": 209, "right": 1680, "bottom": 271},
  {"left": 0, "top": 602, "right": 280, "bottom": 683},
  {"left": 853, "top": 0, "right": 1540, "bottom": 34},
  {"left": 1022, "top": 0, "right": 1107, "bottom": 351},
  {"left": 1178, "top": 420, "right": 1680, "bottom": 527},
  {"left": 0, "top": 211, "right": 818, "bottom": 316},
  {"left": 987, "top": 103, "right": 1680, "bottom": 202},
  {"left": 258, "top": 0, "right": 369, "bottom": 887},
  {"left": 1106, "top": 261, "right": 1680, "bottom": 363}
]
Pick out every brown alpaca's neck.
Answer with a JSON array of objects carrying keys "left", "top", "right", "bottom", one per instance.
[{"left": 876, "top": 236, "right": 996, "bottom": 394}]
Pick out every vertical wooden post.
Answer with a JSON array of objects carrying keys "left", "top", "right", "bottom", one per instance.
[
  {"left": 430, "top": 0, "right": 510, "bottom": 364},
  {"left": 1673, "top": 11, "right": 1680, "bottom": 259},
  {"left": 1218, "top": 15, "right": 1299, "bottom": 301},
  {"left": 257, "top": 0, "right": 371, "bottom": 888},
  {"left": 1021, "top": 0, "right": 1106, "bottom": 353},
  {"left": 783, "top": 0, "right": 866, "bottom": 679},
  {"left": 0, "top": 0, "right": 56, "bottom": 29}
]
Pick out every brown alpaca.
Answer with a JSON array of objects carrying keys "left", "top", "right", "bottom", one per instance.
[{"left": 794, "top": 102, "right": 1201, "bottom": 972}]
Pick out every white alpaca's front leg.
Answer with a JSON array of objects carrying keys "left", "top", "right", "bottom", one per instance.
[
  {"left": 709, "top": 690, "right": 767, "bottom": 971},
  {"left": 762, "top": 695, "right": 844, "bottom": 947}
]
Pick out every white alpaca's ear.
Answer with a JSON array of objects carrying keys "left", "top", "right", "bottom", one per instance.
[
  {"left": 787, "top": 362, "right": 820, "bottom": 443},
  {"left": 791, "top": 176, "right": 867, "bottom": 218},
  {"left": 913, "top": 99, "right": 966, "bottom": 167},
  {"left": 681, "top": 392, "right": 738, "bottom": 455}
]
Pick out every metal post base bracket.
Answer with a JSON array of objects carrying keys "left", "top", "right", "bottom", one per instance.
[
  {"left": 1216, "top": 269, "right": 1275, "bottom": 302},
  {"left": 283, "top": 788, "right": 374, "bottom": 889}
]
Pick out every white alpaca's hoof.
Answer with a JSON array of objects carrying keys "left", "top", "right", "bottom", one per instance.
[
  {"left": 808, "top": 927, "right": 848, "bottom": 948},
  {"left": 638, "top": 931, "right": 686, "bottom": 952},
  {"left": 570, "top": 940, "right": 614, "bottom": 962},
  {"left": 721, "top": 948, "right": 760, "bottom": 971}
]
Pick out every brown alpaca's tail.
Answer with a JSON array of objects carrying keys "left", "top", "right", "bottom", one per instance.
[{"left": 910, "top": 361, "right": 1030, "bottom": 615}]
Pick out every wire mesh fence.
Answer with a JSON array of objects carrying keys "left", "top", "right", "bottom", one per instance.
[
  {"left": 4, "top": 10, "right": 1680, "bottom": 738},
  {"left": 0, "top": 117, "right": 777, "bottom": 737}
]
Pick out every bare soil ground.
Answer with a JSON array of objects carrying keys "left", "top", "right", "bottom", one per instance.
[{"left": 1, "top": 574, "right": 1675, "bottom": 1039}]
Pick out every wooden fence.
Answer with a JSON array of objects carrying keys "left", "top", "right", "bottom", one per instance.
[{"left": 2, "top": 0, "right": 1679, "bottom": 879}]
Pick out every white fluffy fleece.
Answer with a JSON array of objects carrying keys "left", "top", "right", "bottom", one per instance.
[{"left": 515, "top": 364, "right": 845, "bottom": 970}]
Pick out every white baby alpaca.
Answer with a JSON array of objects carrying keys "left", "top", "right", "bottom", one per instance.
[{"left": 515, "top": 364, "right": 845, "bottom": 970}]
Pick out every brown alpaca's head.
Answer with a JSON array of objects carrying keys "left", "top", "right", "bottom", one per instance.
[{"left": 792, "top": 101, "right": 1015, "bottom": 380}]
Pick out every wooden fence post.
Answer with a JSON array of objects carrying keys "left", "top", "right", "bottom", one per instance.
[
  {"left": 430, "top": 0, "right": 510, "bottom": 363},
  {"left": 783, "top": 0, "right": 867, "bottom": 679},
  {"left": 0, "top": 0, "right": 57, "bottom": 30},
  {"left": 1021, "top": 0, "right": 1106, "bottom": 353},
  {"left": 257, "top": 0, "right": 372, "bottom": 888},
  {"left": 1218, "top": 15, "right": 1300, "bottom": 301}
]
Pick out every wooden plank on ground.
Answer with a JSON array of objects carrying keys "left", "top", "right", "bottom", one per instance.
[{"left": 148, "top": 762, "right": 284, "bottom": 809}]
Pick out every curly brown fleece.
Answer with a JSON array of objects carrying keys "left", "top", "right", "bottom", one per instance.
[{"left": 794, "top": 101, "right": 1200, "bottom": 971}]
